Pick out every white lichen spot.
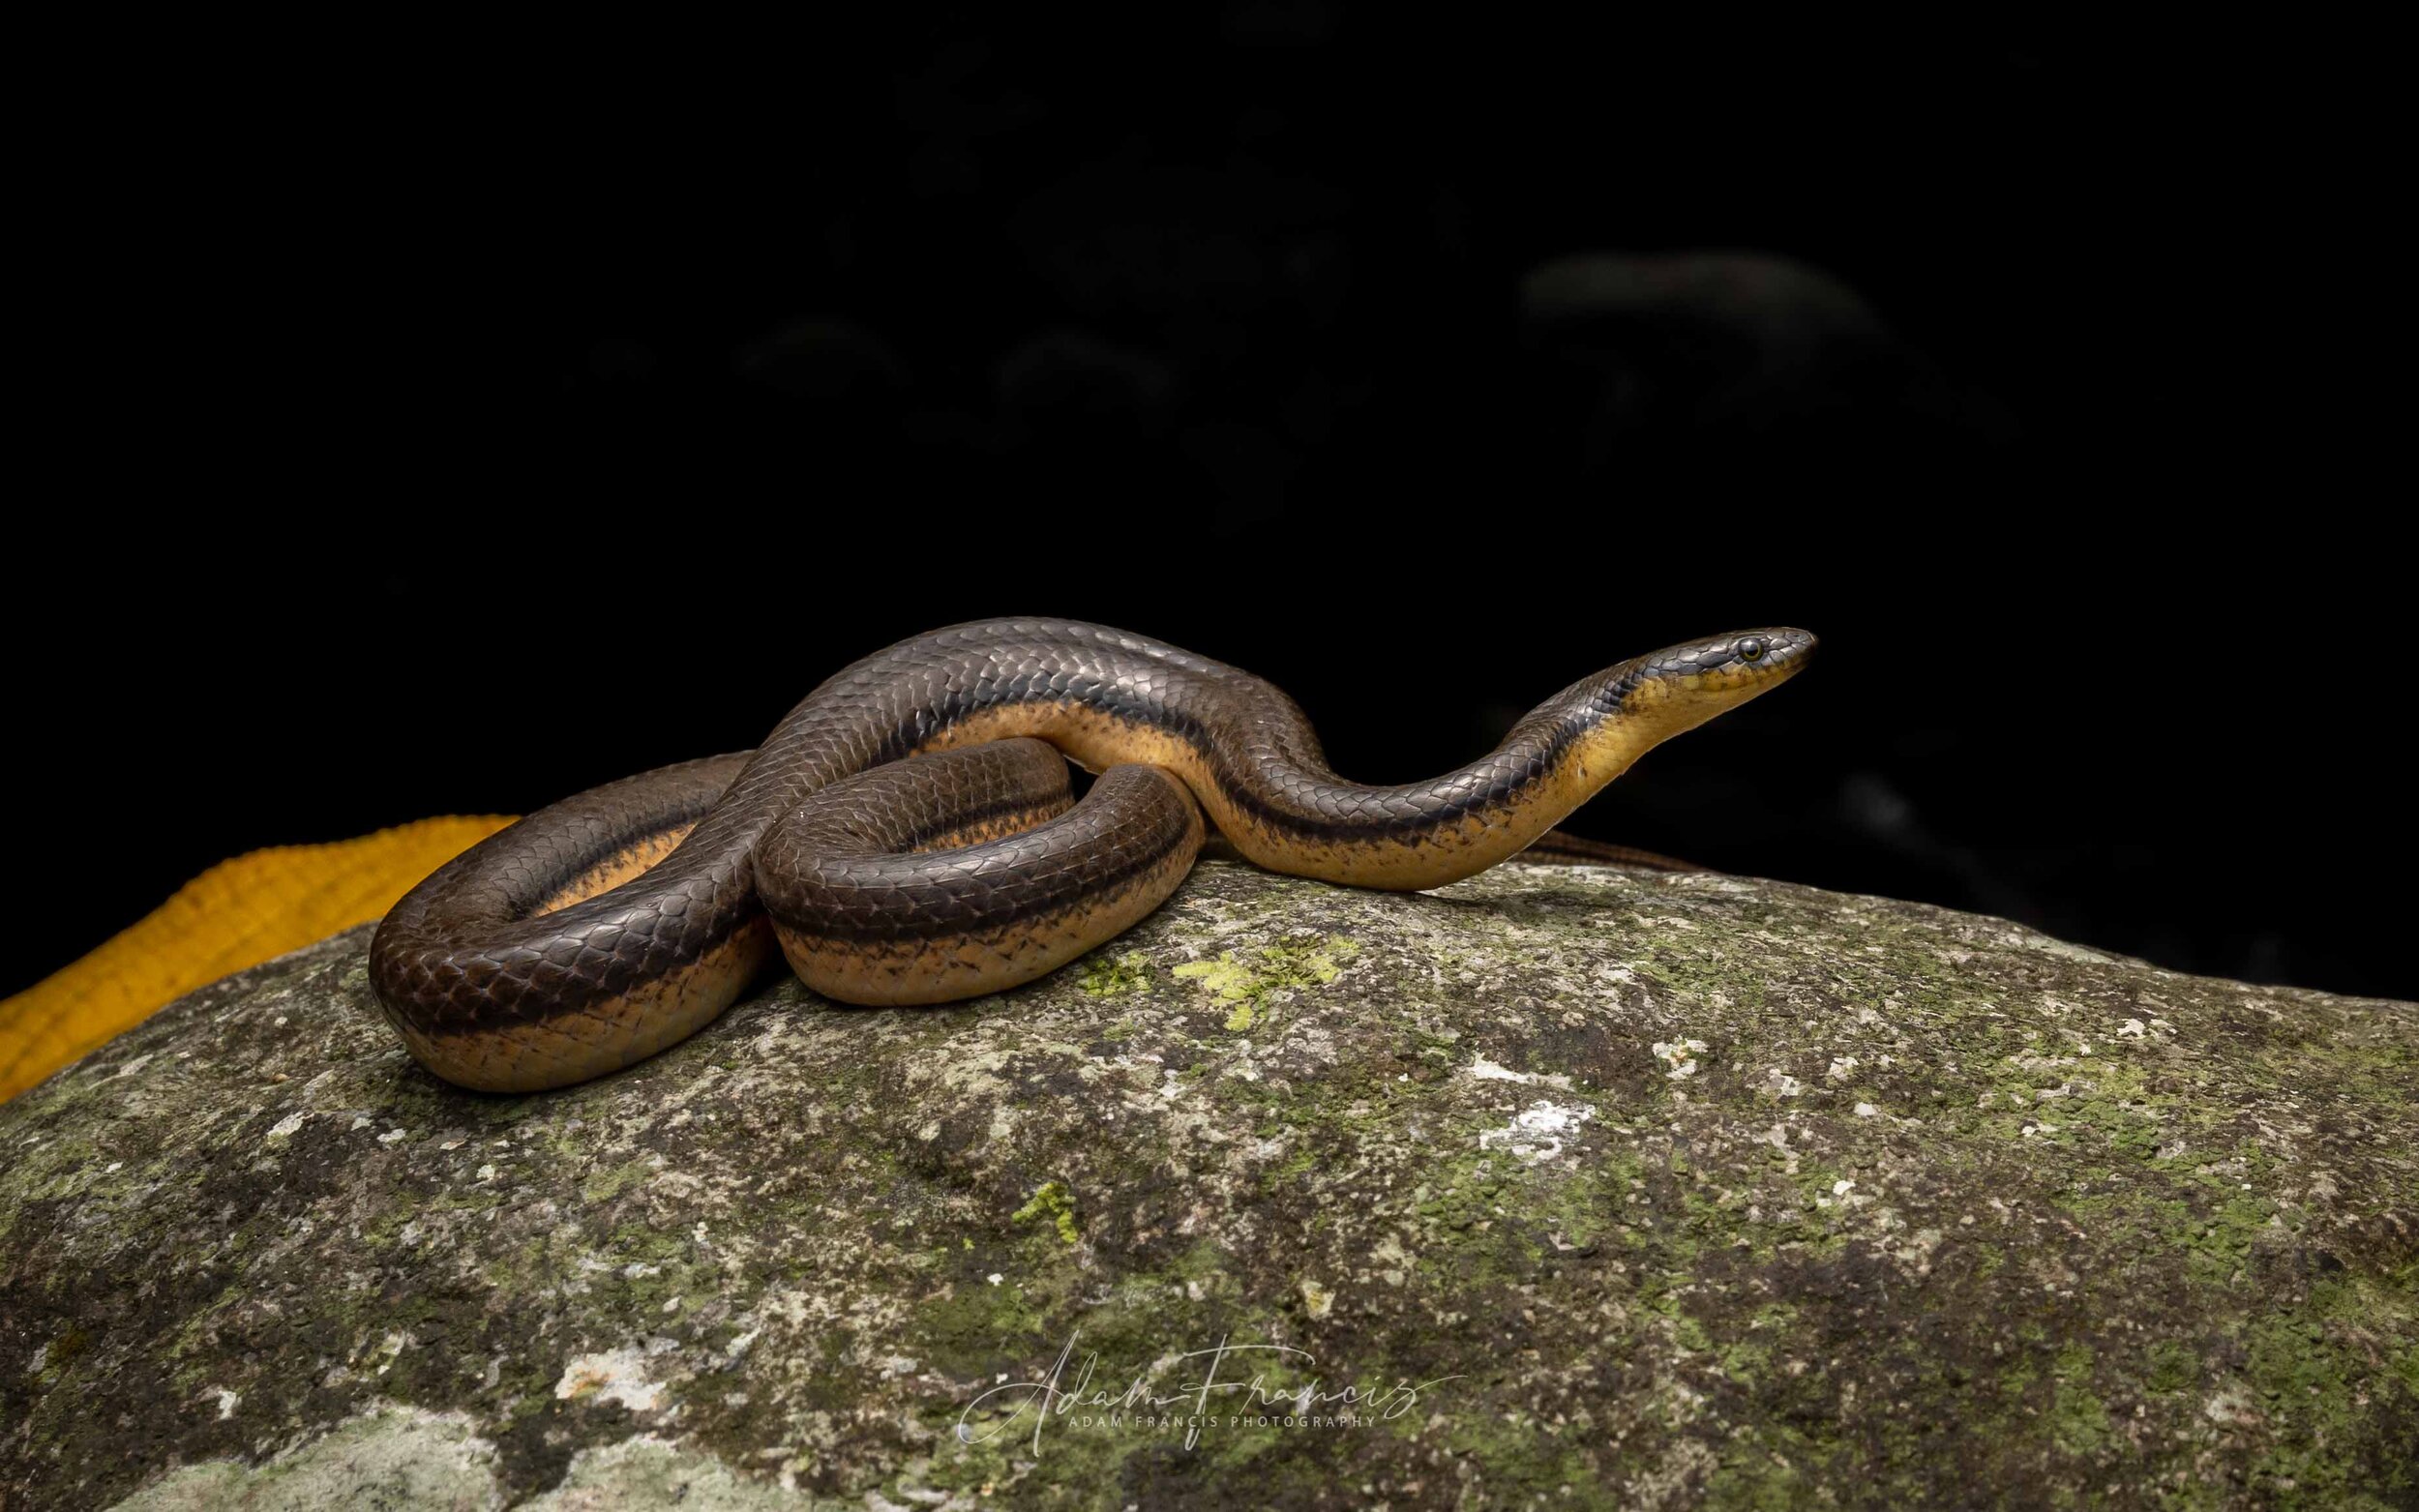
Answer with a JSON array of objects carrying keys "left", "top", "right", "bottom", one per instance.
[
  {"left": 350, "top": 1115, "right": 373, "bottom": 1131},
  {"left": 476, "top": 1164, "right": 496, "bottom": 1182},
  {"left": 378, "top": 1128, "right": 408, "bottom": 1145},
  {"left": 371, "top": 1331, "right": 412, "bottom": 1376},
  {"left": 554, "top": 1348, "right": 667, "bottom": 1412},
  {"left": 622, "top": 1262, "right": 661, "bottom": 1280},
  {"left": 1897, "top": 1228, "right": 1945, "bottom": 1277},
  {"left": 1855, "top": 1103, "right": 1880, "bottom": 1118},
  {"left": 1479, "top": 1100, "right": 1595, "bottom": 1164},
  {"left": 1469, "top": 1057, "right": 1573, "bottom": 1089},
  {"left": 211, "top": 1387, "right": 240, "bottom": 1419},
  {"left": 1299, "top": 1278, "right": 1335, "bottom": 1319},
  {"left": 1651, "top": 1040, "right": 1708, "bottom": 1080},
  {"left": 1832, "top": 1179, "right": 1856, "bottom": 1197},
  {"left": 1826, "top": 1055, "right": 1860, "bottom": 1082},
  {"left": 1372, "top": 1233, "right": 1411, "bottom": 1287},
  {"left": 113, "top": 1053, "right": 156, "bottom": 1080},
  {"left": 105, "top": 1161, "right": 123, "bottom": 1172},
  {"left": 719, "top": 1330, "right": 761, "bottom": 1371},
  {"left": 1764, "top": 1070, "right": 1804, "bottom": 1098},
  {"left": 2202, "top": 1386, "right": 2264, "bottom": 1427},
  {"left": 986, "top": 1273, "right": 1004, "bottom": 1287},
  {"left": 26, "top": 1343, "right": 47, "bottom": 1377},
  {"left": 2118, "top": 1019, "right": 2147, "bottom": 1037},
  {"left": 266, "top": 1112, "right": 309, "bottom": 1141}
]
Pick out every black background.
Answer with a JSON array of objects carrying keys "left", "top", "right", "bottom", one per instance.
[{"left": 10, "top": 16, "right": 2406, "bottom": 1001}]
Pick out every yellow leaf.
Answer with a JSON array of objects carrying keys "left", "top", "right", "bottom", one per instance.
[{"left": 0, "top": 815, "right": 513, "bottom": 1102}]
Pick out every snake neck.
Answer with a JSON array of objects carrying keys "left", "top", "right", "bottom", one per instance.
[{"left": 1219, "top": 667, "right": 1779, "bottom": 890}]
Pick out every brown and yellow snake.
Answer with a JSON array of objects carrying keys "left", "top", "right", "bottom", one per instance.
[{"left": 370, "top": 619, "right": 1814, "bottom": 1091}]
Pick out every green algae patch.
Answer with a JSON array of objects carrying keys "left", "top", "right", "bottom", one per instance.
[
  {"left": 3, "top": 859, "right": 2413, "bottom": 1509},
  {"left": 1173, "top": 934, "right": 1358, "bottom": 1030},
  {"left": 1076, "top": 951, "right": 1155, "bottom": 998},
  {"left": 1013, "top": 1179, "right": 1082, "bottom": 1245}
]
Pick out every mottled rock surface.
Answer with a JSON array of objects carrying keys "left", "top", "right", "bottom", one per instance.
[{"left": 4, "top": 860, "right": 2413, "bottom": 1510}]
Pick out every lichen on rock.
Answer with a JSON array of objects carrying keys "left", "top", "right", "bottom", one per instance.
[{"left": 3, "top": 859, "right": 2414, "bottom": 1508}]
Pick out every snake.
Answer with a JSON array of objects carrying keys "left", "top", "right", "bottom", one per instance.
[{"left": 369, "top": 619, "right": 1814, "bottom": 1091}]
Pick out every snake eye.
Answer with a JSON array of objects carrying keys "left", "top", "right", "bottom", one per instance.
[{"left": 1736, "top": 637, "right": 1767, "bottom": 663}]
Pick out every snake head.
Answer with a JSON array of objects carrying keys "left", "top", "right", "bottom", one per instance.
[
  {"left": 1579, "top": 627, "right": 1817, "bottom": 755},
  {"left": 1635, "top": 627, "right": 1817, "bottom": 698}
]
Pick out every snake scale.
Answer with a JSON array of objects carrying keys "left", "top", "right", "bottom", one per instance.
[{"left": 369, "top": 619, "right": 1814, "bottom": 1091}]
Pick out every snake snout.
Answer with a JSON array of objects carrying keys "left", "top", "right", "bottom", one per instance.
[
  {"left": 1648, "top": 627, "right": 1817, "bottom": 684},
  {"left": 1736, "top": 626, "right": 1817, "bottom": 675}
]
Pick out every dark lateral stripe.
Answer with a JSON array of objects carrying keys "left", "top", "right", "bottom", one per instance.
[
  {"left": 766, "top": 805, "right": 1200, "bottom": 946},
  {"left": 481, "top": 777, "right": 740, "bottom": 928},
  {"left": 891, "top": 682, "right": 1593, "bottom": 845},
  {"left": 891, "top": 792, "right": 1066, "bottom": 853},
  {"left": 401, "top": 899, "right": 768, "bottom": 1040}
]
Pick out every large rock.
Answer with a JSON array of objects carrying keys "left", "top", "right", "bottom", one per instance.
[{"left": 3, "top": 860, "right": 2413, "bottom": 1509}]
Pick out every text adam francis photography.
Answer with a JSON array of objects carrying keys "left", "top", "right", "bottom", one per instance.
[
  {"left": 1, "top": 15, "right": 2411, "bottom": 1512},
  {"left": 955, "top": 1334, "right": 1461, "bottom": 1459}
]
